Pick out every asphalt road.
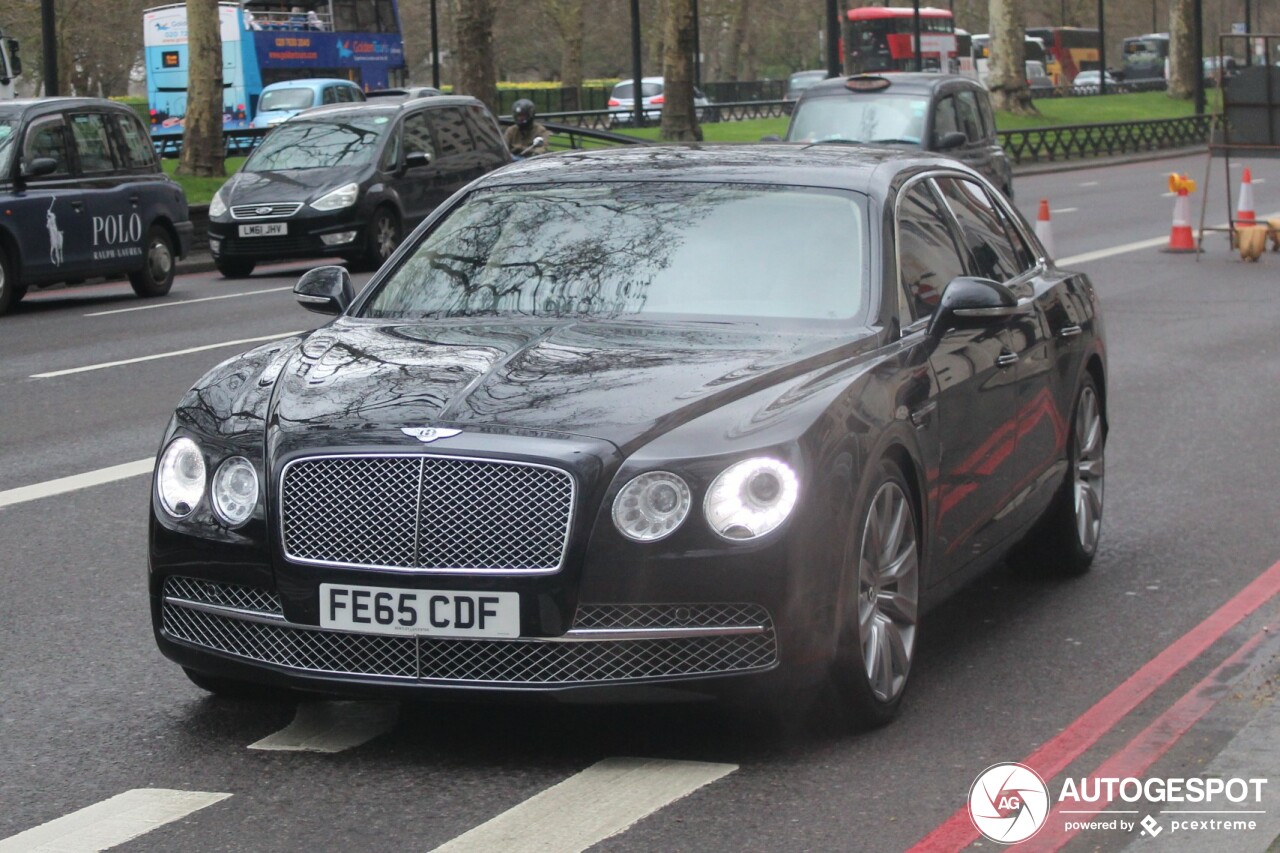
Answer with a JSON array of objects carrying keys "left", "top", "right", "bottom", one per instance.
[{"left": 1, "top": 152, "right": 1277, "bottom": 853}]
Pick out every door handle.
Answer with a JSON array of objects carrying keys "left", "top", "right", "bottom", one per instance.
[
  {"left": 996, "top": 351, "right": 1019, "bottom": 368},
  {"left": 1059, "top": 324, "right": 1083, "bottom": 338},
  {"left": 128, "top": 194, "right": 140, "bottom": 206},
  {"left": 909, "top": 400, "right": 937, "bottom": 428},
  {"left": 69, "top": 200, "right": 85, "bottom": 211}
]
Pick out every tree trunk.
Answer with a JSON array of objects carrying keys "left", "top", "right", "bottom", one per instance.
[
  {"left": 558, "top": 0, "right": 584, "bottom": 89},
  {"left": 176, "top": 0, "right": 225, "bottom": 178},
  {"left": 723, "top": 0, "right": 749, "bottom": 82},
  {"left": 454, "top": 0, "right": 499, "bottom": 115},
  {"left": 987, "top": 0, "right": 1037, "bottom": 116},
  {"left": 660, "top": 0, "right": 701, "bottom": 141},
  {"left": 1167, "top": 0, "right": 1195, "bottom": 100}
]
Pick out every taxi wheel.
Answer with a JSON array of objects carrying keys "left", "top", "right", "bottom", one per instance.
[
  {"left": 0, "top": 248, "right": 16, "bottom": 315},
  {"left": 215, "top": 258, "right": 256, "bottom": 279},
  {"left": 831, "top": 458, "right": 920, "bottom": 731},
  {"left": 362, "top": 207, "right": 401, "bottom": 270},
  {"left": 129, "top": 226, "right": 176, "bottom": 298}
]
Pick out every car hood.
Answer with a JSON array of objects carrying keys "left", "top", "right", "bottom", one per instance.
[
  {"left": 224, "top": 167, "right": 364, "bottom": 205},
  {"left": 265, "top": 317, "right": 876, "bottom": 453}
]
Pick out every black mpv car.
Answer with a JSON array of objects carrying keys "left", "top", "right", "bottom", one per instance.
[
  {"left": 152, "top": 145, "right": 1106, "bottom": 728},
  {"left": 0, "top": 97, "right": 192, "bottom": 314},
  {"left": 207, "top": 95, "right": 509, "bottom": 278},
  {"left": 785, "top": 73, "right": 1015, "bottom": 198}
]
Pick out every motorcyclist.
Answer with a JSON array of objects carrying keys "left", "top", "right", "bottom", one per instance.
[{"left": 505, "top": 99, "right": 549, "bottom": 158}]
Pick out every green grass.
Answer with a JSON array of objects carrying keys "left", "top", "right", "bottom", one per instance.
[{"left": 163, "top": 157, "right": 245, "bottom": 206}]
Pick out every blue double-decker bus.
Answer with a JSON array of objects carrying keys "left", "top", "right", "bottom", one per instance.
[{"left": 143, "top": 1, "right": 406, "bottom": 136}]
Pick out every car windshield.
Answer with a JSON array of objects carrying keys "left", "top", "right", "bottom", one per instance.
[
  {"left": 245, "top": 116, "right": 388, "bottom": 171},
  {"left": 259, "top": 87, "right": 318, "bottom": 112},
  {"left": 612, "top": 82, "right": 663, "bottom": 100},
  {"left": 788, "top": 94, "right": 929, "bottom": 144},
  {"left": 362, "top": 182, "right": 867, "bottom": 323},
  {"left": 0, "top": 117, "right": 17, "bottom": 176},
  {"left": 788, "top": 72, "right": 827, "bottom": 92}
]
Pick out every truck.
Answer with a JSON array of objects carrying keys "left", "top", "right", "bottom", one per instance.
[{"left": 0, "top": 32, "right": 20, "bottom": 98}]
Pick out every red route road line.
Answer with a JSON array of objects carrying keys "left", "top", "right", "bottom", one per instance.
[
  {"left": 1019, "top": 629, "right": 1272, "bottom": 852},
  {"left": 908, "top": 559, "right": 1280, "bottom": 853}
]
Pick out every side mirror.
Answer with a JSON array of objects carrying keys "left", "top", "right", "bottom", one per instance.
[
  {"left": 934, "top": 131, "right": 967, "bottom": 151},
  {"left": 294, "top": 265, "right": 354, "bottom": 315},
  {"left": 760, "top": 134, "right": 783, "bottom": 143},
  {"left": 404, "top": 150, "right": 432, "bottom": 169},
  {"left": 23, "top": 157, "right": 59, "bottom": 178},
  {"left": 927, "top": 276, "right": 1027, "bottom": 338}
]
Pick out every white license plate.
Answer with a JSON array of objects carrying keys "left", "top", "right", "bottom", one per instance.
[
  {"left": 319, "top": 583, "right": 519, "bottom": 638},
  {"left": 238, "top": 222, "right": 287, "bottom": 237}
]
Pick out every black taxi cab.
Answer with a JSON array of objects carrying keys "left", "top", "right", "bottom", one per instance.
[{"left": 0, "top": 97, "right": 193, "bottom": 314}]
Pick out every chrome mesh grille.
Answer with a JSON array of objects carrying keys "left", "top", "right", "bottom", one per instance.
[
  {"left": 160, "top": 580, "right": 776, "bottom": 685},
  {"left": 230, "top": 202, "right": 303, "bottom": 220},
  {"left": 164, "top": 576, "right": 283, "bottom": 614},
  {"left": 281, "top": 455, "right": 575, "bottom": 572}
]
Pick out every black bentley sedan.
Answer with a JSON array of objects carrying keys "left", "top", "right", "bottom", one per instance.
[{"left": 150, "top": 145, "right": 1106, "bottom": 728}]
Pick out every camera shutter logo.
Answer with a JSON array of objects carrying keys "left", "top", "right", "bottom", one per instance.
[{"left": 968, "top": 762, "right": 1051, "bottom": 844}]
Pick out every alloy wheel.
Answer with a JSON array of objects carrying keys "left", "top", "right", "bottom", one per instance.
[
  {"left": 857, "top": 480, "right": 919, "bottom": 704},
  {"left": 375, "top": 215, "right": 398, "bottom": 261},
  {"left": 1072, "top": 386, "right": 1105, "bottom": 554},
  {"left": 148, "top": 236, "right": 173, "bottom": 282}
]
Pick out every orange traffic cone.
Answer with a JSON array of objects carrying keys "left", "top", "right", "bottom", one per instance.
[
  {"left": 1035, "top": 199, "right": 1056, "bottom": 258},
  {"left": 1237, "top": 167, "right": 1256, "bottom": 224},
  {"left": 1162, "top": 173, "right": 1198, "bottom": 254}
]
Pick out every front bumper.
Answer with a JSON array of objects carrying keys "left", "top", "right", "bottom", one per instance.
[
  {"left": 156, "top": 575, "right": 783, "bottom": 697},
  {"left": 208, "top": 210, "right": 365, "bottom": 262}
]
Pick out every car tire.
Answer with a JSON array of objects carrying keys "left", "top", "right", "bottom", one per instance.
[
  {"left": 129, "top": 226, "right": 176, "bottom": 298},
  {"left": 359, "top": 206, "right": 402, "bottom": 270},
  {"left": 215, "top": 257, "right": 256, "bottom": 279},
  {"left": 831, "top": 458, "right": 921, "bottom": 730},
  {"left": 0, "top": 247, "right": 17, "bottom": 316},
  {"left": 1015, "top": 375, "right": 1105, "bottom": 577},
  {"left": 183, "top": 667, "right": 292, "bottom": 700}
]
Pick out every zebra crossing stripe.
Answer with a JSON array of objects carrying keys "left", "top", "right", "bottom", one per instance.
[{"left": 0, "top": 789, "right": 230, "bottom": 852}]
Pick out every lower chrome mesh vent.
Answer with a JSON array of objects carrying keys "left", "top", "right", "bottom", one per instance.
[{"left": 161, "top": 578, "right": 777, "bottom": 685}]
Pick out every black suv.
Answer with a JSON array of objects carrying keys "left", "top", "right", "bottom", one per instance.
[
  {"left": 784, "top": 73, "right": 1014, "bottom": 198},
  {"left": 0, "top": 97, "right": 193, "bottom": 315},
  {"left": 207, "top": 95, "right": 510, "bottom": 277}
]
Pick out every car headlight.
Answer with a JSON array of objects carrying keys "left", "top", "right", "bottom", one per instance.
[
  {"left": 704, "top": 457, "right": 800, "bottom": 541},
  {"left": 311, "top": 182, "right": 360, "bottom": 211},
  {"left": 211, "top": 456, "right": 259, "bottom": 526},
  {"left": 612, "top": 471, "right": 692, "bottom": 542},
  {"left": 208, "top": 188, "right": 228, "bottom": 218},
  {"left": 157, "top": 437, "right": 206, "bottom": 518}
]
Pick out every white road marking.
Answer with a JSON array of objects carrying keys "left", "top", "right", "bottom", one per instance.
[
  {"left": 1051, "top": 207, "right": 1078, "bottom": 214},
  {"left": 431, "top": 757, "right": 737, "bottom": 853},
  {"left": 0, "top": 789, "right": 230, "bottom": 852},
  {"left": 1057, "top": 210, "right": 1280, "bottom": 267},
  {"left": 84, "top": 286, "right": 293, "bottom": 317},
  {"left": 249, "top": 701, "right": 398, "bottom": 753},
  {"left": 30, "top": 331, "right": 303, "bottom": 379},
  {"left": 1079, "top": 181, "right": 1100, "bottom": 186},
  {"left": 0, "top": 459, "right": 153, "bottom": 509}
]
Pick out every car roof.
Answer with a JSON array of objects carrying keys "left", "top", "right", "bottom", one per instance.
[
  {"left": 0, "top": 97, "right": 139, "bottom": 121},
  {"left": 801, "top": 72, "right": 980, "bottom": 99},
  {"left": 290, "top": 95, "right": 486, "bottom": 120},
  {"left": 262, "top": 78, "right": 360, "bottom": 89},
  {"left": 613, "top": 77, "right": 665, "bottom": 86},
  {"left": 473, "top": 143, "right": 978, "bottom": 197}
]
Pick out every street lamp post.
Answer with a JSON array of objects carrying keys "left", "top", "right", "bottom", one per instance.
[
  {"left": 826, "top": 0, "right": 841, "bottom": 77},
  {"left": 430, "top": 0, "right": 440, "bottom": 89},
  {"left": 913, "top": 0, "right": 923, "bottom": 72},
  {"left": 1097, "top": 0, "right": 1107, "bottom": 95},
  {"left": 630, "top": 0, "right": 643, "bottom": 127},
  {"left": 41, "top": 0, "right": 57, "bottom": 96}
]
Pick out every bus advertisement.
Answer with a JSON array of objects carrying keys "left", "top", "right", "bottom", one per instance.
[
  {"left": 1025, "top": 27, "right": 1100, "bottom": 84},
  {"left": 845, "top": 7, "right": 958, "bottom": 75},
  {"left": 143, "top": 1, "right": 406, "bottom": 136}
]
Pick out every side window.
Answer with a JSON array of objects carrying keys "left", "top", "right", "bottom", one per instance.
[
  {"left": 897, "top": 180, "right": 968, "bottom": 322},
  {"left": 932, "top": 96, "right": 959, "bottom": 144},
  {"left": 338, "top": 86, "right": 359, "bottom": 103},
  {"left": 975, "top": 90, "right": 997, "bottom": 138},
  {"left": 379, "top": 121, "right": 403, "bottom": 171},
  {"left": 69, "top": 113, "right": 118, "bottom": 173},
  {"left": 322, "top": 86, "right": 339, "bottom": 105},
  {"left": 402, "top": 112, "right": 434, "bottom": 159},
  {"left": 463, "top": 106, "right": 504, "bottom": 153},
  {"left": 113, "top": 114, "right": 156, "bottom": 170},
  {"left": 23, "top": 116, "right": 72, "bottom": 176},
  {"left": 954, "top": 91, "right": 984, "bottom": 143},
  {"left": 428, "top": 107, "right": 473, "bottom": 157},
  {"left": 936, "top": 177, "right": 1024, "bottom": 282},
  {"left": 985, "top": 189, "right": 1038, "bottom": 272}
]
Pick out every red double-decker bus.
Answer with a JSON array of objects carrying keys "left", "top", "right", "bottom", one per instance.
[{"left": 845, "top": 6, "right": 959, "bottom": 74}]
